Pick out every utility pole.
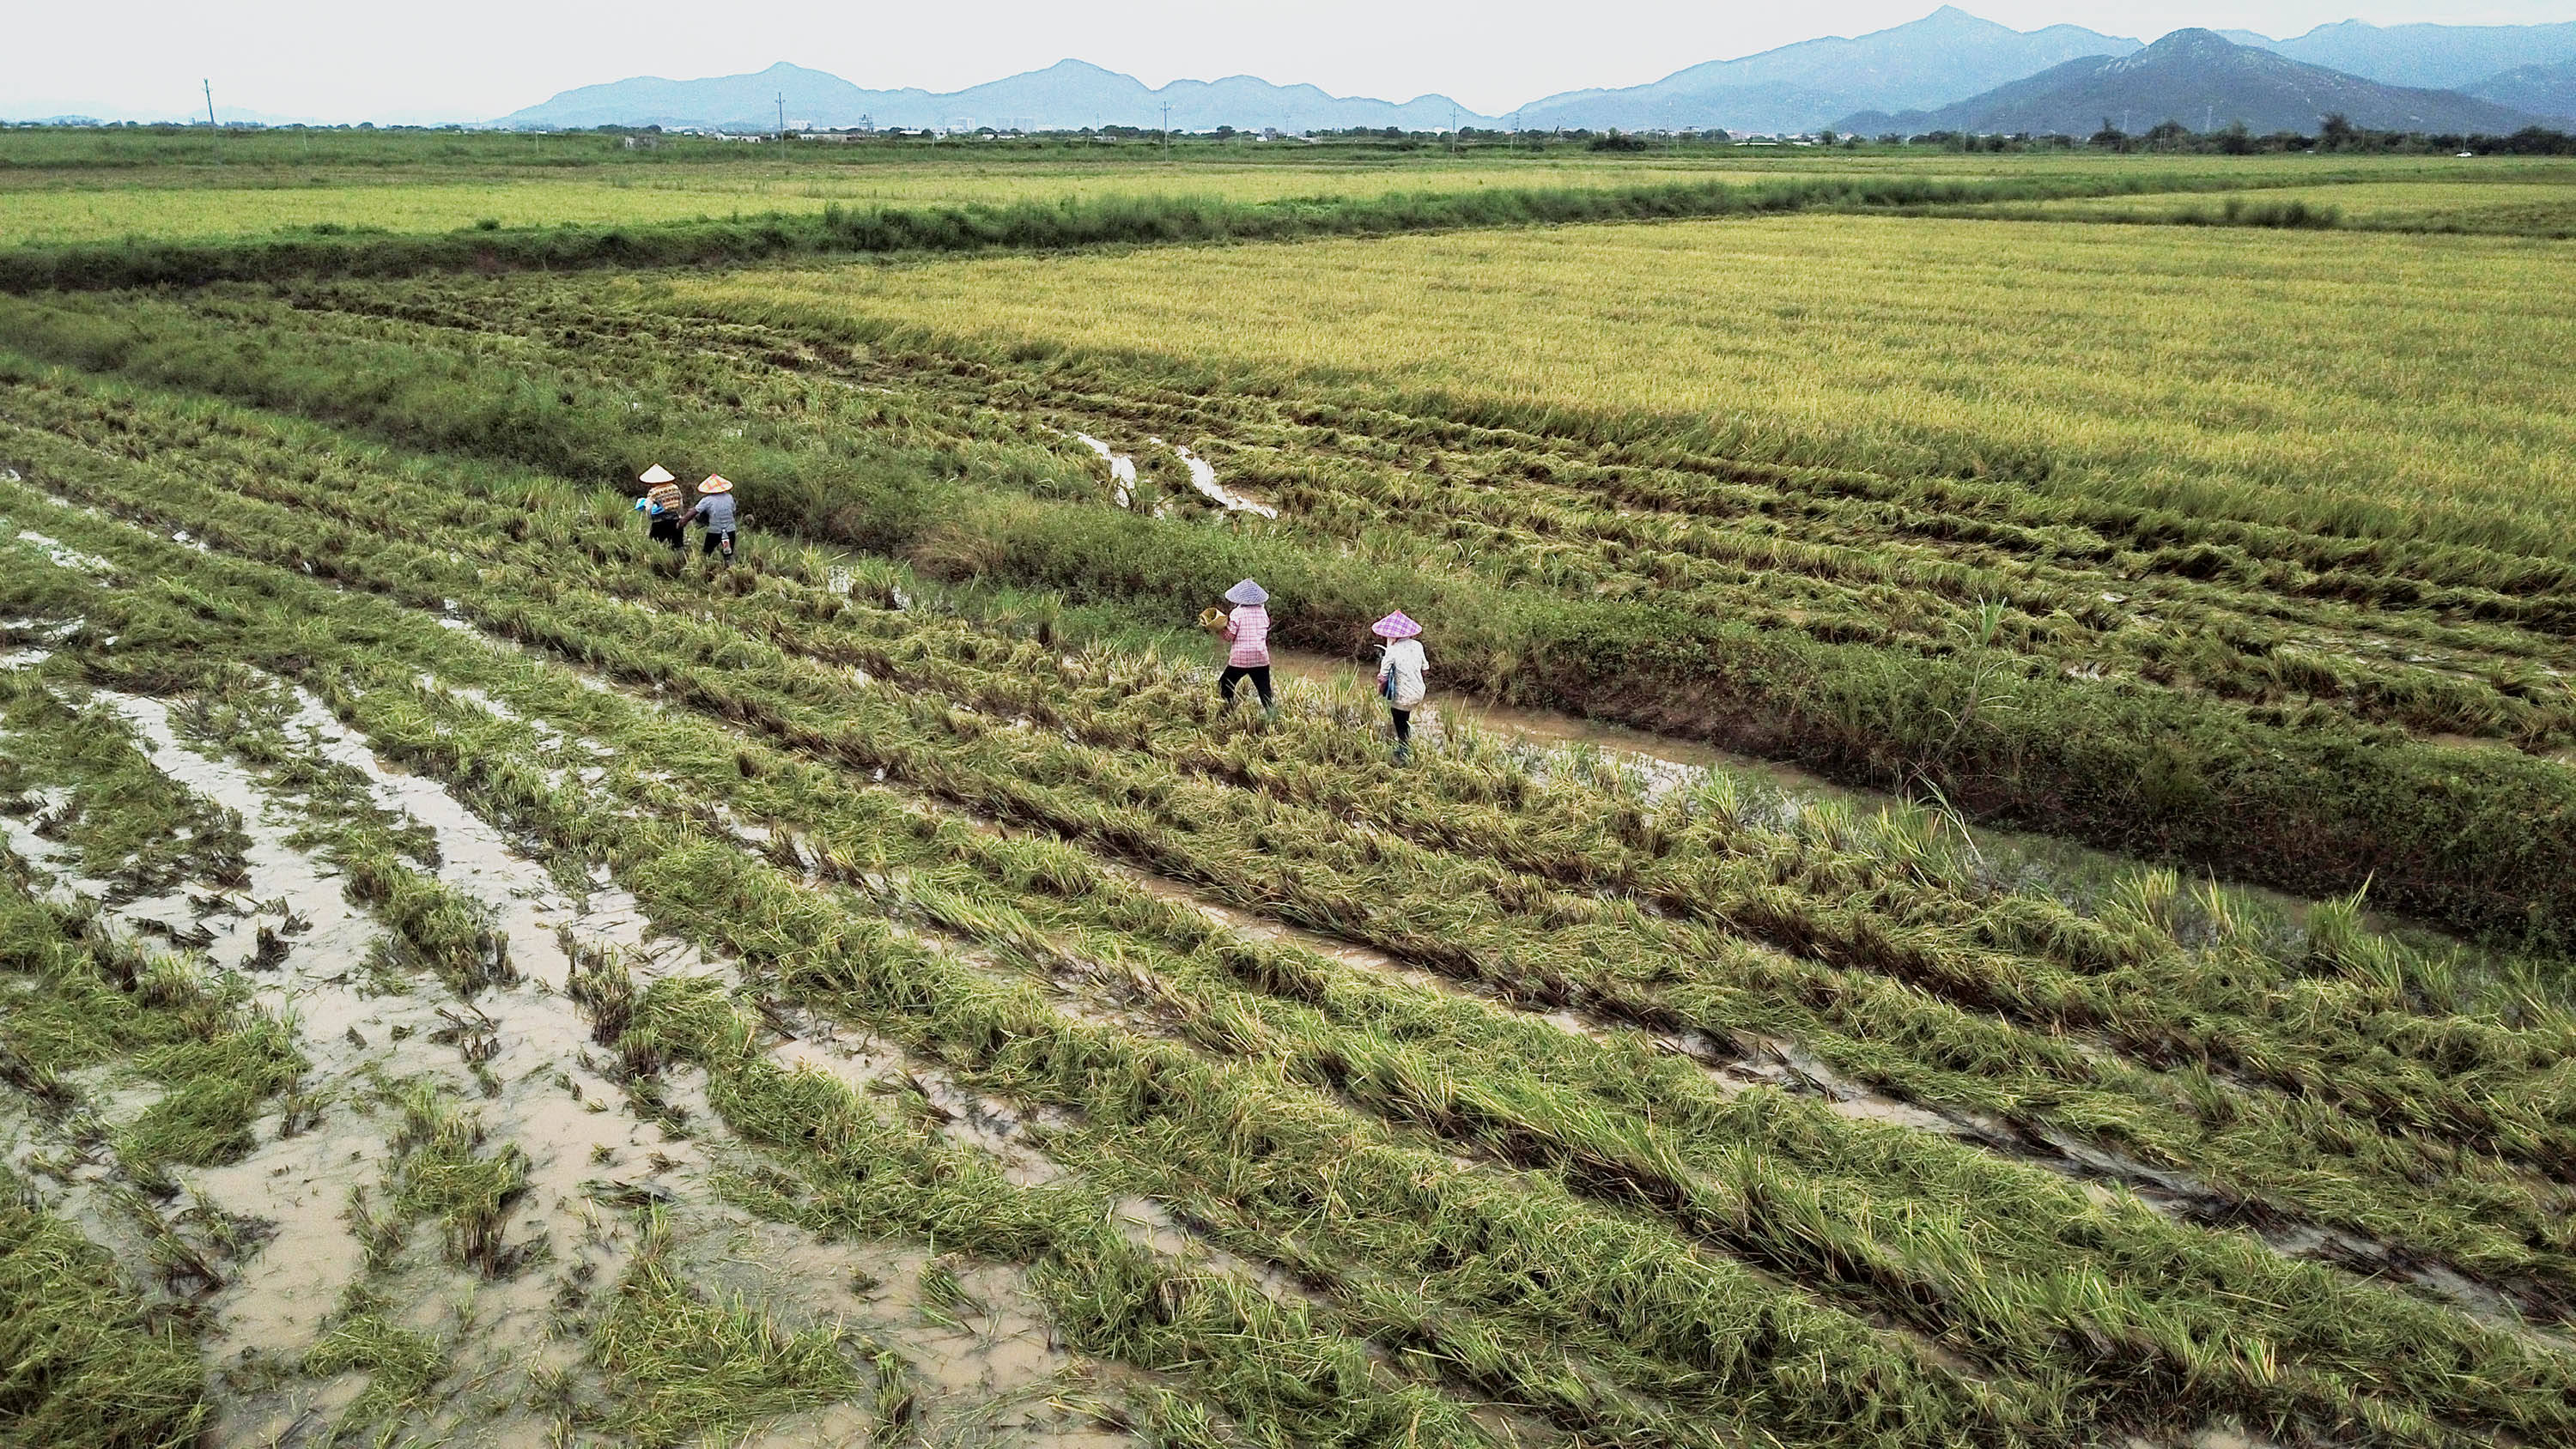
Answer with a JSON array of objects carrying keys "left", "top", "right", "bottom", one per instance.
[
  {"left": 775, "top": 92, "right": 786, "bottom": 136},
  {"left": 203, "top": 78, "right": 217, "bottom": 127},
  {"left": 1161, "top": 102, "right": 1172, "bottom": 161},
  {"left": 1448, "top": 105, "right": 1458, "bottom": 154}
]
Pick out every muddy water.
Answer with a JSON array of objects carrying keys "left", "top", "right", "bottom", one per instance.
[
  {"left": 1, "top": 664, "right": 1143, "bottom": 1446},
  {"left": 1158, "top": 438, "right": 1276, "bottom": 519},
  {"left": 76, "top": 688, "right": 719, "bottom": 1442},
  {"left": 702, "top": 1216, "right": 1135, "bottom": 1449}
]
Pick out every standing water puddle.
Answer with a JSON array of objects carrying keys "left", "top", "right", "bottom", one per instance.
[
  {"left": 1071, "top": 433, "right": 1137, "bottom": 509},
  {"left": 1155, "top": 438, "right": 1276, "bottom": 518}
]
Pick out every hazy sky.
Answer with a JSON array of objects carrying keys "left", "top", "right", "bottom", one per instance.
[{"left": 11, "top": 3, "right": 2575, "bottom": 123}]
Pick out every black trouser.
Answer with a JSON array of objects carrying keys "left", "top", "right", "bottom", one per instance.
[
  {"left": 1218, "top": 664, "right": 1273, "bottom": 709},
  {"left": 1389, "top": 706, "right": 1413, "bottom": 743},
  {"left": 702, "top": 529, "right": 736, "bottom": 561},
  {"left": 648, "top": 517, "right": 684, "bottom": 549}
]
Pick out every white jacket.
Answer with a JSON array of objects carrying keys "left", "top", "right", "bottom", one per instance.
[{"left": 1376, "top": 639, "right": 1428, "bottom": 709}]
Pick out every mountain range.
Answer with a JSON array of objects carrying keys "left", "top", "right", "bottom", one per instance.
[
  {"left": 500, "top": 60, "right": 1492, "bottom": 133},
  {"left": 1508, "top": 7, "right": 2136, "bottom": 135},
  {"left": 498, "top": 11, "right": 2576, "bottom": 137},
  {"left": 2465, "top": 58, "right": 2576, "bottom": 123},
  {"left": 2247, "top": 19, "right": 2576, "bottom": 90},
  {"left": 1838, "top": 28, "right": 2549, "bottom": 137}
]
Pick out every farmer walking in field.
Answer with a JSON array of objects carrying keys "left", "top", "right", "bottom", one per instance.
[
  {"left": 1208, "top": 579, "right": 1275, "bottom": 718},
  {"left": 633, "top": 464, "right": 687, "bottom": 553},
  {"left": 690, "top": 474, "right": 738, "bottom": 566},
  {"left": 1373, "top": 611, "right": 1428, "bottom": 764}
]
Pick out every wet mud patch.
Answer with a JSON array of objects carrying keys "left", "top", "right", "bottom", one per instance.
[{"left": 676, "top": 1214, "right": 1139, "bottom": 1449}]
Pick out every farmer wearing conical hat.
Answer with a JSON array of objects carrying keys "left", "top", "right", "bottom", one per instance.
[
  {"left": 1214, "top": 579, "right": 1275, "bottom": 717},
  {"left": 689, "top": 475, "right": 738, "bottom": 565},
  {"left": 633, "top": 464, "right": 687, "bottom": 552},
  {"left": 1372, "top": 611, "right": 1428, "bottom": 764}
]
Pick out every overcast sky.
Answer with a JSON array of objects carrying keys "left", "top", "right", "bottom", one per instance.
[{"left": 10, "top": 3, "right": 2575, "bottom": 124}]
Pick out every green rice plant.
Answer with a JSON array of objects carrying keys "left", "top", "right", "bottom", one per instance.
[
  {"left": 9, "top": 398, "right": 2566, "bottom": 1189},
  {"left": 0, "top": 165, "right": 2328, "bottom": 292},
  {"left": 0, "top": 670, "right": 252, "bottom": 900},
  {"left": 0, "top": 1165, "right": 208, "bottom": 1449},
  {"left": 386, "top": 1083, "right": 532, "bottom": 1276},
  {"left": 216, "top": 664, "right": 2535, "bottom": 1441},
  {"left": 590, "top": 1203, "right": 872, "bottom": 1446},
  {"left": 12, "top": 282, "right": 2576, "bottom": 945},
  {"left": 627, "top": 979, "right": 1552, "bottom": 1447},
  {"left": 0, "top": 871, "right": 305, "bottom": 1177},
  {"left": 301, "top": 1284, "right": 450, "bottom": 1439}
]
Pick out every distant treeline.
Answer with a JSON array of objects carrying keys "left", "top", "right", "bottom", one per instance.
[
  {"left": 0, "top": 171, "right": 2301, "bottom": 294},
  {"left": 1874, "top": 118, "right": 2576, "bottom": 156},
  {"left": 13, "top": 117, "right": 2570, "bottom": 155}
]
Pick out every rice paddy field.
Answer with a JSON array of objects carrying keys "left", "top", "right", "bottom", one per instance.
[
  {"left": 2001, "top": 179, "right": 2576, "bottom": 235},
  {"left": 6, "top": 135, "right": 2576, "bottom": 1449},
  {"left": 0, "top": 163, "right": 1825, "bottom": 248}
]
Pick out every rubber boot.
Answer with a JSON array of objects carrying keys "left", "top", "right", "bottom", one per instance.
[{"left": 1393, "top": 742, "right": 1412, "bottom": 765}]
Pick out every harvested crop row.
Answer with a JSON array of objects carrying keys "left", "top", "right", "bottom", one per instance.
[{"left": 0, "top": 579, "right": 1631, "bottom": 1449}]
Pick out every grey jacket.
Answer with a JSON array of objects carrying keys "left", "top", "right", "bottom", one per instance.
[{"left": 690, "top": 494, "right": 737, "bottom": 532}]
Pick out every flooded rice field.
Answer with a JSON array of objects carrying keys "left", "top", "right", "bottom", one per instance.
[
  {"left": 0, "top": 653, "right": 1149, "bottom": 1448},
  {"left": 4, "top": 444, "right": 2574, "bottom": 1449}
]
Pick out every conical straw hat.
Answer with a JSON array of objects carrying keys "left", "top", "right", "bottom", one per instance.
[
  {"left": 1223, "top": 579, "right": 1267, "bottom": 606},
  {"left": 1371, "top": 610, "right": 1421, "bottom": 639},
  {"left": 697, "top": 475, "right": 734, "bottom": 494},
  {"left": 638, "top": 464, "right": 677, "bottom": 484}
]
